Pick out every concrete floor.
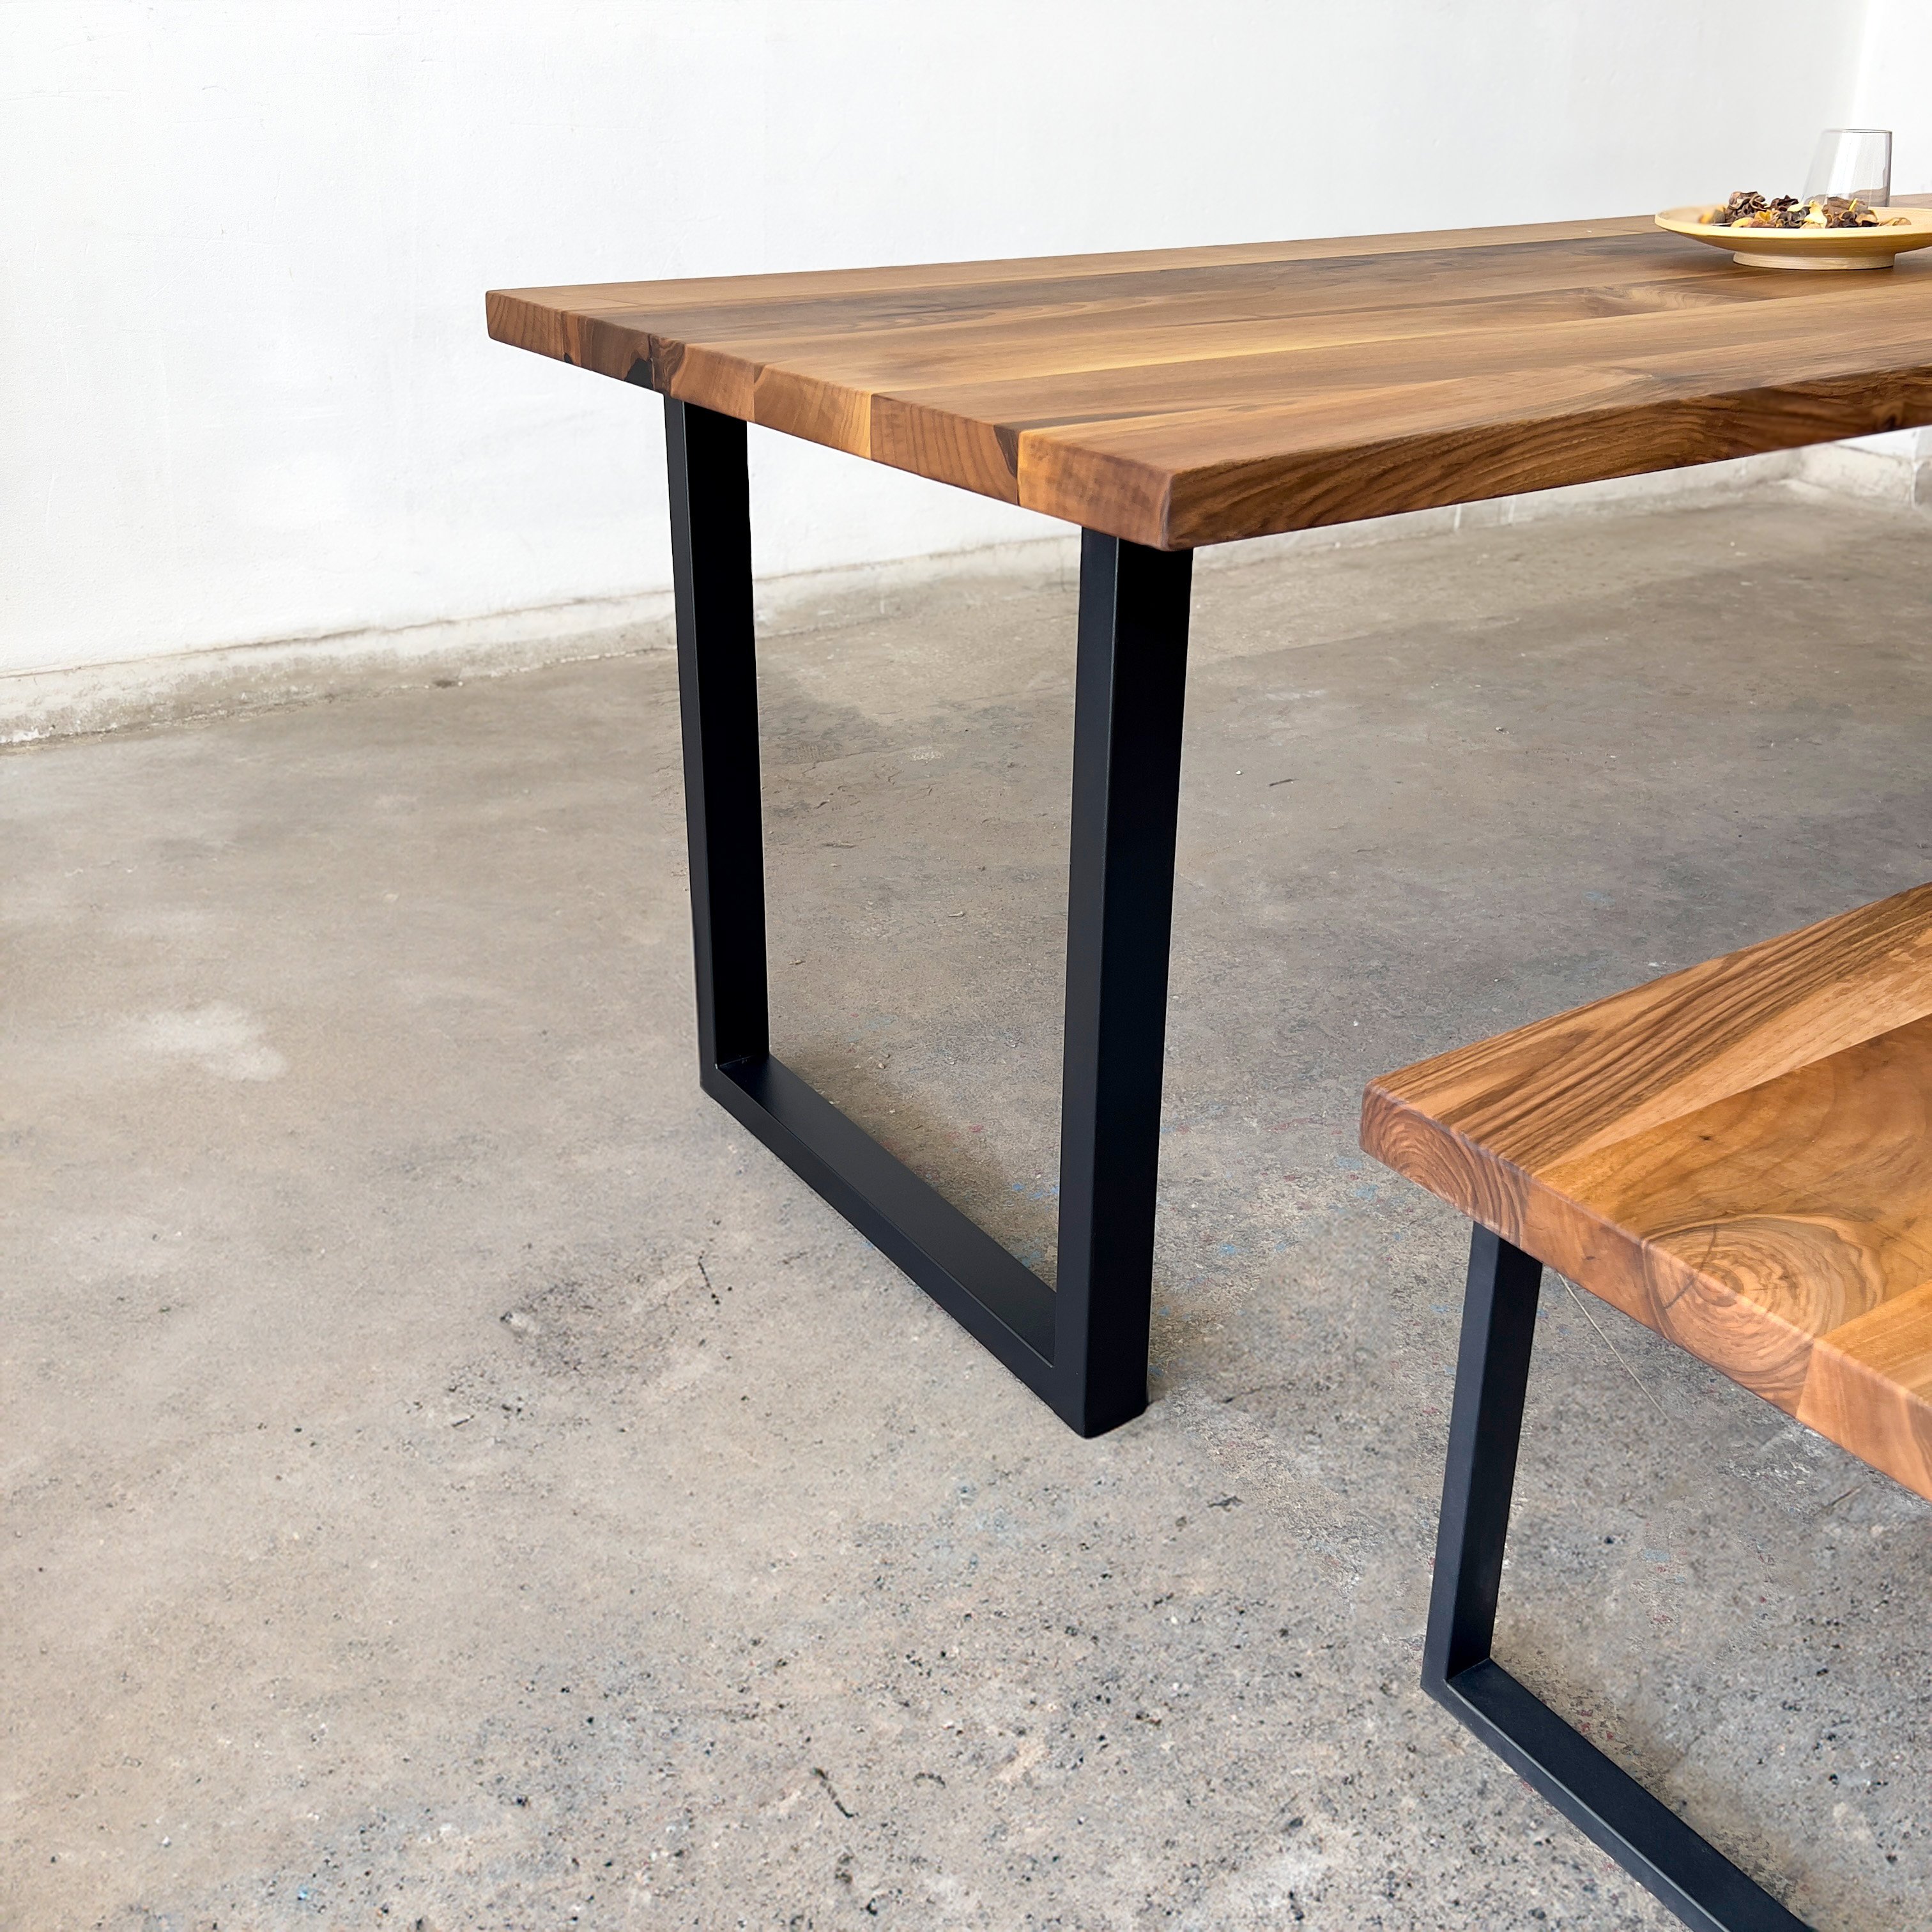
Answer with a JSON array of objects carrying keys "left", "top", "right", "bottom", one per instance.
[{"left": 6, "top": 493, "right": 1931, "bottom": 1932}]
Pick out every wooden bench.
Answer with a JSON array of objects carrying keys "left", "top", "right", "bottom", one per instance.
[{"left": 1362, "top": 882, "right": 1932, "bottom": 1932}]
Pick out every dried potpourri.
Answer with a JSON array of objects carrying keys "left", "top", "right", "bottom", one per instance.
[{"left": 1708, "top": 189, "right": 1889, "bottom": 229}]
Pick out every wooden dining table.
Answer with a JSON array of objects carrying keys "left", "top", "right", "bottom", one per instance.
[{"left": 487, "top": 207, "right": 1932, "bottom": 1441}]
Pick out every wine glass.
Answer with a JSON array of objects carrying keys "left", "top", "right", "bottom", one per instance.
[{"left": 1805, "top": 128, "right": 1892, "bottom": 206}]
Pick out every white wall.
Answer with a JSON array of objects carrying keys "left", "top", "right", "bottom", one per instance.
[
  {"left": 2, "top": 0, "right": 1882, "bottom": 678},
  {"left": 1853, "top": 0, "right": 1932, "bottom": 190}
]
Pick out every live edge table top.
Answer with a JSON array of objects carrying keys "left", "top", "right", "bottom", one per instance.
[{"left": 487, "top": 208, "right": 1932, "bottom": 550}]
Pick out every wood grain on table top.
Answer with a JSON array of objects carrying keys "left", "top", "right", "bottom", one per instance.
[
  {"left": 1362, "top": 882, "right": 1932, "bottom": 1502},
  {"left": 489, "top": 205, "right": 1932, "bottom": 548}
]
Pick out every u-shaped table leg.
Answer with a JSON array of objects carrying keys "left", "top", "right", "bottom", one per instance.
[{"left": 663, "top": 395, "right": 1192, "bottom": 1437}]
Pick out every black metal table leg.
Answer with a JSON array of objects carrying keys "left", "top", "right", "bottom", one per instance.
[
  {"left": 664, "top": 397, "right": 1192, "bottom": 1436},
  {"left": 1423, "top": 1226, "right": 1813, "bottom": 1932}
]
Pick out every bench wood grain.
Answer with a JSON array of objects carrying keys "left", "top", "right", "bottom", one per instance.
[
  {"left": 489, "top": 206, "right": 1932, "bottom": 549},
  {"left": 1363, "top": 881, "right": 1932, "bottom": 1503}
]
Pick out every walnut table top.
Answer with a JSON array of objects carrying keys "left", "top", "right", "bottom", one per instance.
[{"left": 489, "top": 206, "right": 1932, "bottom": 549}]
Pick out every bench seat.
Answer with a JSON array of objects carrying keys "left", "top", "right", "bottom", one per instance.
[{"left": 1363, "top": 879, "right": 1932, "bottom": 1503}]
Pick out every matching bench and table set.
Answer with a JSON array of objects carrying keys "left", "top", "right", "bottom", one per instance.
[{"left": 489, "top": 209, "right": 1932, "bottom": 1931}]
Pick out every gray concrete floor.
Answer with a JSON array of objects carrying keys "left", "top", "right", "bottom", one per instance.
[{"left": 6, "top": 493, "right": 1931, "bottom": 1932}]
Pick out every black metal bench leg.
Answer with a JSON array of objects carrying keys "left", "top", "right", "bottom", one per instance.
[
  {"left": 1423, "top": 1225, "right": 1813, "bottom": 1932},
  {"left": 664, "top": 397, "right": 1191, "bottom": 1436}
]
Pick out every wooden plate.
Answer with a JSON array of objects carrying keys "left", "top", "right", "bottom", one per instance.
[{"left": 1655, "top": 203, "right": 1932, "bottom": 270}]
